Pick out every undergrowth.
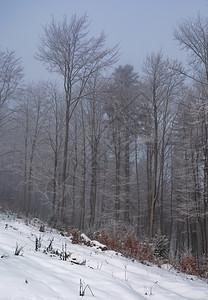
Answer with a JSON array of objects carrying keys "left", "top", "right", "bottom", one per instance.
[
  {"left": 179, "top": 252, "right": 208, "bottom": 278},
  {"left": 6, "top": 210, "right": 207, "bottom": 280},
  {"left": 68, "top": 227, "right": 208, "bottom": 279}
]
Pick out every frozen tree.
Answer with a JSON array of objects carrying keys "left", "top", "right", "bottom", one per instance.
[
  {"left": 174, "top": 14, "right": 208, "bottom": 82},
  {"left": 15, "top": 82, "right": 49, "bottom": 216},
  {"left": 141, "top": 51, "right": 184, "bottom": 238},
  {"left": 35, "top": 14, "right": 119, "bottom": 221},
  {"left": 0, "top": 48, "right": 23, "bottom": 110},
  {"left": 105, "top": 65, "right": 140, "bottom": 223},
  {"left": 174, "top": 14, "right": 208, "bottom": 257},
  {"left": 0, "top": 48, "right": 23, "bottom": 158}
]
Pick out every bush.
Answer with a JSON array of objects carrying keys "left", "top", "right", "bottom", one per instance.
[
  {"left": 197, "top": 264, "right": 208, "bottom": 278},
  {"left": 71, "top": 229, "right": 83, "bottom": 244},
  {"left": 153, "top": 233, "right": 169, "bottom": 260},
  {"left": 95, "top": 228, "right": 123, "bottom": 252},
  {"left": 123, "top": 231, "right": 139, "bottom": 258},
  {"left": 94, "top": 227, "right": 155, "bottom": 263},
  {"left": 95, "top": 229, "right": 109, "bottom": 246},
  {"left": 138, "top": 242, "right": 154, "bottom": 263},
  {"left": 95, "top": 220, "right": 136, "bottom": 253},
  {"left": 180, "top": 253, "right": 197, "bottom": 275},
  {"left": 48, "top": 214, "right": 66, "bottom": 232}
]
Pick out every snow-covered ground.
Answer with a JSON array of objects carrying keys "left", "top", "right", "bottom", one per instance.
[{"left": 0, "top": 212, "right": 207, "bottom": 300}]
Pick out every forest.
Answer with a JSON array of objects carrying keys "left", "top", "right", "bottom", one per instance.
[{"left": 1, "top": 13, "right": 208, "bottom": 264}]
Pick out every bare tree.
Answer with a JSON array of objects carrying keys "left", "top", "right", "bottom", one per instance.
[
  {"left": 105, "top": 65, "right": 140, "bottom": 223},
  {"left": 15, "top": 82, "right": 49, "bottom": 216},
  {"left": 141, "top": 51, "right": 184, "bottom": 238},
  {"left": 44, "top": 82, "right": 64, "bottom": 216},
  {"left": 85, "top": 75, "right": 107, "bottom": 229},
  {"left": 35, "top": 14, "right": 119, "bottom": 221},
  {"left": 174, "top": 14, "right": 208, "bottom": 82},
  {"left": 0, "top": 48, "right": 23, "bottom": 159},
  {"left": 0, "top": 48, "right": 23, "bottom": 110},
  {"left": 174, "top": 13, "right": 208, "bottom": 257}
]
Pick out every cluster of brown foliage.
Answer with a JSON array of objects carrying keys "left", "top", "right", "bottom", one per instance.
[
  {"left": 94, "top": 229, "right": 153, "bottom": 263},
  {"left": 70, "top": 229, "right": 83, "bottom": 244},
  {"left": 66, "top": 227, "right": 208, "bottom": 279},
  {"left": 66, "top": 228, "right": 107, "bottom": 250},
  {"left": 180, "top": 253, "right": 208, "bottom": 278}
]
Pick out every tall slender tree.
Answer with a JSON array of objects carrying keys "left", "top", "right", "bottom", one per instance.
[
  {"left": 141, "top": 52, "right": 184, "bottom": 238},
  {"left": 35, "top": 14, "right": 119, "bottom": 221},
  {"left": 106, "top": 65, "right": 139, "bottom": 222},
  {"left": 0, "top": 48, "right": 23, "bottom": 159},
  {"left": 174, "top": 13, "right": 208, "bottom": 257}
]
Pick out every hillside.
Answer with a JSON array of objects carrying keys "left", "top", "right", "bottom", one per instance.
[{"left": 0, "top": 212, "right": 207, "bottom": 300}]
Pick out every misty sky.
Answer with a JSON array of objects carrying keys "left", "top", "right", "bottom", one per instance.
[{"left": 0, "top": 0, "right": 207, "bottom": 81}]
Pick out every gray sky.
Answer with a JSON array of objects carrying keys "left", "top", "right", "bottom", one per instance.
[{"left": 0, "top": 0, "right": 207, "bottom": 81}]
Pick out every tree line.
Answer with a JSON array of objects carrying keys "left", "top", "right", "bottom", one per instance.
[{"left": 1, "top": 13, "right": 208, "bottom": 261}]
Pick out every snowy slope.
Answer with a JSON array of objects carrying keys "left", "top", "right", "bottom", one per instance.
[{"left": 0, "top": 213, "right": 207, "bottom": 300}]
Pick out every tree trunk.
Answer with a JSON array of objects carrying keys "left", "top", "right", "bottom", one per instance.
[
  {"left": 149, "top": 85, "right": 158, "bottom": 239},
  {"left": 146, "top": 143, "right": 153, "bottom": 236},
  {"left": 135, "top": 139, "right": 140, "bottom": 235},
  {"left": 52, "top": 132, "right": 58, "bottom": 215},
  {"left": 23, "top": 113, "right": 29, "bottom": 213},
  {"left": 60, "top": 95, "right": 70, "bottom": 221},
  {"left": 71, "top": 123, "right": 78, "bottom": 226},
  {"left": 26, "top": 103, "right": 40, "bottom": 217},
  {"left": 89, "top": 142, "right": 98, "bottom": 229},
  {"left": 124, "top": 132, "right": 130, "bottom": 224},
  {"left": 115, "top": 136, "right": 121, "bottom": 221}
]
